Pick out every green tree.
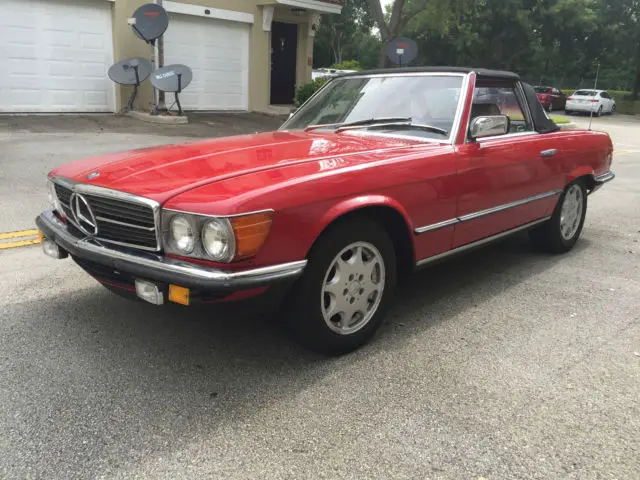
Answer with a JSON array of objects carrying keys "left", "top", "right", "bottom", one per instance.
[{"left": 314, "top": 0, "right": 375, "bottom": 66}]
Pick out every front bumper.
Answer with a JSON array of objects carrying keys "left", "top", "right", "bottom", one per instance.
[{"left": 36, "top": 209, "right": 307, "bottom": 292}]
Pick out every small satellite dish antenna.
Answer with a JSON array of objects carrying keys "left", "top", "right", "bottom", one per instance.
[
  {"left": 108, "top": 58, "right": 153, "bottom": 110},
  {"left": 150, "top": 64, "right": 193, "bottom": 116},
  {"left": 386, "top": 37, "right": 418, "bottom": 67},
  {"left": 130, "top": 3, "right": 169, "bottom": 45}
]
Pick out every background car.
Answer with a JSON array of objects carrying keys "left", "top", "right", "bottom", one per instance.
[
  {"left": 534, "top": 86, "right": 567, "bottom": 111},
  {"left": 565, "top": 89, "right": 616, "bottom": 116}
]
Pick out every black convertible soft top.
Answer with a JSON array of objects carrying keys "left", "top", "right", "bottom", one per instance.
[{"left": 521, "top": 82, "right": 560, "bottom": 134}]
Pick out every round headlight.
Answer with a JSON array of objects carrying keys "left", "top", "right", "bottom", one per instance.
[
  {"left": 170, "top": 215, "right": 195, "bottom": 253},
  {"left": 47, "top": 180, "right": 55, "bottom": 205},
  {"left": 202, "top": 218, "right": 234, "bottom": 261}
]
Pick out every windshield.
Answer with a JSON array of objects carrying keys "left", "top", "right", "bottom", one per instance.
[
  {"left": 280, "top": 74, "right": 464, "bottom": 140},
  {"left": 534, "top": 87, "right": 551, "bottom": 93},
  {"left": 574, "top": 90, "right": 597, "bottom": 96}
]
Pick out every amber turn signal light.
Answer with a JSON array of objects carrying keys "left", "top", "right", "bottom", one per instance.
[
  {"left": 169, "top": 284, "right": 190, "bottom": 306},
  {"left": 230, "top": 211, "right": 274, "bottom": 261}
]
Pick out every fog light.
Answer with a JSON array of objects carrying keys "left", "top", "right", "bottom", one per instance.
[
  {"left": 135, "top": 279, "right": 164, "bottom": 305},
  {"left": 42, "top": 238, "right": 68, "bottom": 259}
]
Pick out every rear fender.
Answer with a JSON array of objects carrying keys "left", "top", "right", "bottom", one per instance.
[{"left": 566, "top": 166, "right": 596, "bottom": 187}]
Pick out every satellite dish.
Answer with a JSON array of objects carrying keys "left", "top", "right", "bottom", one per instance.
[
  {"left": 108, "top": 57, "right": 153, "bottom": 111},
  {"left": 150, "top": 64, "right": 193, "bottom": 116},
  {"left": 108, "top": 58, "right": 152, "bottom": 85},
  {"left": 130, "top": 3, "right": 169, "bottom": 44},
  {"left": 386, "top": 37, "right": 418, "bottom": 66}
]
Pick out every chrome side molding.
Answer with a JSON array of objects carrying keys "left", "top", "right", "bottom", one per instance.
[
  {"left": 415, "top": 216, "right": 551, "bottom": 267},
  {"left": 414, "top": 189, "right": 562, "bottom": 235}
]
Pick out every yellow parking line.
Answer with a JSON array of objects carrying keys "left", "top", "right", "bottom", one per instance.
[
  {"left": 0, "top": 238, "right": 41, "bottom": 250},
  {"left": 0, "top": 229, "right": 39, "bottom": 240}
]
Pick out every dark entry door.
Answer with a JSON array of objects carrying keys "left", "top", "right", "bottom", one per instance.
[{"left": 270, "top": 22, "right": 298, "bottom": 105}]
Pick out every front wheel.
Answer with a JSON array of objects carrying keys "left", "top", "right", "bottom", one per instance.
[
  {"left": 529, "top": 181, "right": 587, "bottom": 253},
  {"left": 285, "top": 218, "right": 397, "bottom": 355}
]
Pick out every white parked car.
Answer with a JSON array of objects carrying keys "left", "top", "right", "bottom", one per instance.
[{"left": 565, "top": 89, "right": 616, "bottom": 116}]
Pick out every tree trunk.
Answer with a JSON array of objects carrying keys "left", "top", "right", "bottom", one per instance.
[{"left": 378, "top": 42, "right": 387, "bottom": 67}]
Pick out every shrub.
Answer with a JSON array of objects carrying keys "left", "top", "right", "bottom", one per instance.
[
  {"left": 294, "top": 76, "right": 330, "bottom": 107},
  {"left": 329, "top": 60, "right": 362, "bottom": 71}
]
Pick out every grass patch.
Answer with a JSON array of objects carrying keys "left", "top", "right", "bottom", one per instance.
[{"left": 550, "top": 116, "right": 570, "bottom": 124}]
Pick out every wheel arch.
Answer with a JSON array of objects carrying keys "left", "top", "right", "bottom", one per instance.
[
  {"left": 307, "top": 196, "right": 416, "bottom": 278},
  {"left": 567, "top": 167, "right": 597, "bottom": 190}
]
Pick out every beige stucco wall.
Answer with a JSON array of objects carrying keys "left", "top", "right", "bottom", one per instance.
[{"left": 110, "top": 0, "right": 318, "bottom": 113}]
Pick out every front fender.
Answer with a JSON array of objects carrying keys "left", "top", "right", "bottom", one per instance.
[{"left": 309, "top": 194, "right": 415, "bottom": 249}]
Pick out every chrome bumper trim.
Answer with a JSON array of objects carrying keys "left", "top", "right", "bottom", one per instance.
[
  {"left": 589, "top": 170, "right": 615, "bottom": 195},
  {"left": 36, "top": 210, "right": 306, "bottom": 291},
  {"left": 594, "top": 170, "right": 615, "bottom": 184}
]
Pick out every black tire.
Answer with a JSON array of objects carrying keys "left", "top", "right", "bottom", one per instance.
[
  {"left": 529, "top": 180, "right": 588, "bottom": 254},
  {"left": 285, "top": 218, "right": 397, "bottom": 355},
  {"left": 611, "top": 104, "right": 616, "bottom": 115},
  {"left": 565, "top": 110, "right": 572, "bottom": 115},
  {"left": 596, "top": 106, "right": 603, "bottom": 117}
]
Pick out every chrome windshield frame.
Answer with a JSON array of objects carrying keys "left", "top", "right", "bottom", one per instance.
[{"left": 279, "top": 72, "right": 472, "bottom": 146}]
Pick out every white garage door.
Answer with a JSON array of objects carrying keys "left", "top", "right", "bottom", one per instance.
[
  {"left": 164, "top": 14, "right": 250, "bottom": 111},
  {"left": 0, "top": 0, "right": 114, "bottom": 113}
]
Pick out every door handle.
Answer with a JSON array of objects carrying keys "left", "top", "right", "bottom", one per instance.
[{"left": 540, "top": 149, "right": 557, "bottom": 157}]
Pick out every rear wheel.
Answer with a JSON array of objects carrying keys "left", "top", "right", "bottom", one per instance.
[
  {"left": 285, "top": 218, "right": 397, "bottom": 355},
  {"left": 529, "top": 181, "right": 587, "bottom": 254},
  {"left": 611, "top": 104, "right": 616, "bottom": 115},
  {"left": 596, "top": 106, "right": 603, "bottom": 117}
]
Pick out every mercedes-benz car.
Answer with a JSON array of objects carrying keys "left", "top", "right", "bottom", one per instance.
[{"left": 36, "top": 67, "right": 615, "bottom": 355}]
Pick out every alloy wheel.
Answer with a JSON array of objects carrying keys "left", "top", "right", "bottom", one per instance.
[
  {"left": 321, "top": 241, "right": 385, "bottom": 335},
  {"left": 560, "top": 184, "right": 584, "bottom": 240}
]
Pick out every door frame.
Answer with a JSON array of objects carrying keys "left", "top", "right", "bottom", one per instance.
[{"left": 270, "top": 21, "right": 299, "bottom": 105}]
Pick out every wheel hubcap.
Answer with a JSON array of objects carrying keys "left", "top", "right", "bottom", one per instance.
[
  {"left": 321, "top": 241, "right": 385, "bottom": 335},
  {"left": 560, "top": 184, "right": 584, "bottom": 240}
]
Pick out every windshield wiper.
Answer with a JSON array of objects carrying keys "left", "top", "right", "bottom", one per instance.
[
  {"left": 336, "top": 120, "right": 448, "bottom": 136},
  {"left": 304, "top": 117, "right": 411, "bottom": 132},
  {"left": 357, "top": 122, "right": 448, "bottom": 136}
]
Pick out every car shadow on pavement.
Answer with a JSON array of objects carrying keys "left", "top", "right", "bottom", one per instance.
[{"left": 1, "top": 232, "right": 590, "bottom": 476}]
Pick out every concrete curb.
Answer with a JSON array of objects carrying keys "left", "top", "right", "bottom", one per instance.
[{"left": 127, "top": 110, "right": 189, "bottom": 125}]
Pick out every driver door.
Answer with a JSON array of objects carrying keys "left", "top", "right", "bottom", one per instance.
[{"left": 453, "top": 82, "right": 561, "bottom": 247}]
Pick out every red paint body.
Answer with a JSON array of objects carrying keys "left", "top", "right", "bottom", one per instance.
[{"left": 48, "top": 74, "right": 613, "bottom": 286}]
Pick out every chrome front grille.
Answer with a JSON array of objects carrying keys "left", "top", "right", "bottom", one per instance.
[{"left": 54, "top": 181, "right": 160, "bottom": 252}]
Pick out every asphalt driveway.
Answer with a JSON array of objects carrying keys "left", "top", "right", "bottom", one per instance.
[{"left": 0, "top": 112, "right": 638, "bottom": 479}]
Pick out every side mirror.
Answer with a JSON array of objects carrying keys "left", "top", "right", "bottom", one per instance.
[{"left": 469, "top": 115, "right": 509, "bottom": 139}]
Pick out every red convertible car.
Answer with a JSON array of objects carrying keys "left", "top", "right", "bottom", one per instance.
[{"left": 37, "top": 67, "right": 615, "bottom": 355}]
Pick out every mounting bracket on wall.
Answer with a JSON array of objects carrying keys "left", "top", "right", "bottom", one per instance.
[
  {"left": 308, "top": 12, "right": 321, "bottom": 36},
  {"left": 262, "top": 5, "right": 274, "bottom": 32}
]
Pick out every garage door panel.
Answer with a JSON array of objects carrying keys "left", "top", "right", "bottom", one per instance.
[
  {"left": 0, "top": 0, "right": 114, "bottom": 112},
  {"left": 165, "top": 14, "right": 249, "bottom": 111}
]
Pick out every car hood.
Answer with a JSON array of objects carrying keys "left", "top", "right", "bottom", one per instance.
[{"left": 50, "top": 130, "right": 434, "bottom": 203}]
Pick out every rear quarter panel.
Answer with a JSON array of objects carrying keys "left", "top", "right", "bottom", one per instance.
[{"left": 549, "top": 130, "right": 613, "bottom": 189}]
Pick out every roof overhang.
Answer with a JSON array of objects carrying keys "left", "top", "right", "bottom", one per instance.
[{"left": 274, "top": 0, "right": 342, "bottom": 14}]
